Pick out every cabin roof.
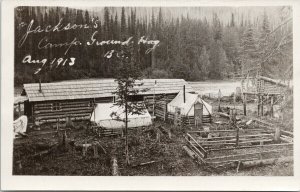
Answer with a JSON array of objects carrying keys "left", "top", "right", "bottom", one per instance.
[
  {"left": 257, "top": 76, "right": 290, "bottom": 87},
  {"left": 23, "top": 79, "right": 194, "bottom": 102}
]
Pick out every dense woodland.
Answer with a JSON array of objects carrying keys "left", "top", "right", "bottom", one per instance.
[{"left": 14, "top": 6, "right": 292, "bottom": 86}]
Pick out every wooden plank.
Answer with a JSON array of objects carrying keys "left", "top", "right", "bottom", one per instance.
[
  {"left": 206, "top": 148, "right": 291, "bottom": 161},
  {"left": 35, "top": 112, "right": 92, "bottom": 120},
  {"left": 185, "top": 138, "right": 206, "bottom": 159},
  {"left": 186, "top": 133, "right": 207, "bottom": 158},
  {"left": 39, "top": 116, "right": 90, "bottom": 123},
  {"left": 34, "top": 110, "right": 93, "bottom": 118},
  {"left": 198, "top": 134, "right": 273, "bottom": 141},
  {"left": 207, "top": 142, "right": 293, "bottom": 152},
  {"left": 199, "top": 138, "right": 273, "bottom": 145},
  {"left": 188, "top": 129, "right": 267, "bottom": 134},
  {"left": 34, "top": 106, "right": 93, "bottom": 114},
  {"left": 198, "top": 138, "right": 273, "bottom": 144},
  {"left": 281, "top": 130, "right": 293, "bottom": 138},
  {"left": 34, "top": 103, "right": 53, "bottom": 107}
]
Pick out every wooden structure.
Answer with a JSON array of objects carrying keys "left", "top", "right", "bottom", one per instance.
[
  {"left": 241, "top": 75, "right": 291, "bottom": 117},
  {"left": 154, "top": 100, "right": 212, "bottom": 125},
  {"left": 185, "top": 126, "right": 293, "bottom": 171},
  {"left": 20, "top": 79, "right": 194, "bottom": 126}
]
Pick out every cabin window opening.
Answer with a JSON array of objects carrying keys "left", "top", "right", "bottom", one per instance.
[{"left": 52, "top": 102, "right": 61, "bottom": 111}]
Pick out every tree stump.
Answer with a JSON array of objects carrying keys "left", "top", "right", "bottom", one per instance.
[
  {"left": 93, "top": 145, "right": 99, "bottom": 158},
  {"left": 274, "top": 127, "right": 281, "bottom": 142},
  {"left": 111, "top": 156, "right": 119, "bottom": 176}
]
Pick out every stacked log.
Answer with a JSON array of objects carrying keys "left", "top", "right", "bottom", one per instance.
[
  {"left": 167, "top": 113, "right": 212, "bottom": 125},
  {"left": 33, "top": 97, "right": 112, "bottom": 125}
]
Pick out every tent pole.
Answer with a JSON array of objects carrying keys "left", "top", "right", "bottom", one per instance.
[
  {"left": 153, "top": 80, "right": 156, "bottom": 116},
  {"left": 94, "top": 98, "right": 96, "bottom": 123},
  {"left": 183, "top": 85, "right": 186, "bottom": 103}
]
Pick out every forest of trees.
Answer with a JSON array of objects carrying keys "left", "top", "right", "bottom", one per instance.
[{"left": 14, "top": 6, "right": 292, "bottom": 86}]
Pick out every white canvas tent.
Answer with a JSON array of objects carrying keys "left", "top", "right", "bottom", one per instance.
[
  {"left": 13, "top": 115, "right": 28, "bottom": 138},
  {"left": 90, "top": 103, "right": 152, "bottom": 129},
  {"left": 167, "top": 92, "right": 212, "bottom": 116}
]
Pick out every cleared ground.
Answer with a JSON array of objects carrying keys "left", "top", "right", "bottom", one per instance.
[{"left": 12, "top": 96, "right": 293, "bottom": 176}]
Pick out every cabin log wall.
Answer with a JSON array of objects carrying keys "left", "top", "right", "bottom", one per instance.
[
  {"left": 242, "top": 78, "right": 287, "bottom": 95},
  {"left": 32, "top": 97, "right": 113, "bottom": 125}
]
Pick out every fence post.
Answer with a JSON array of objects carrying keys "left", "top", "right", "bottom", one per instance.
[
  {"left": 243, "top": 93, "right": 247, "bottom": 116},
  {"left": 270, "top": 96, "right": 274, "bottom": 117},
  {"left": 218, "top": 89, "right": 221, "bottom": 112}
]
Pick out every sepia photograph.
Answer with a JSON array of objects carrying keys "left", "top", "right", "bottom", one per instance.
[
  {"left": 1, "top": 0, "right": 300, "bottom": 190},
  {"left": 12, "top": 5, "right": 294, "bottom": 176}
]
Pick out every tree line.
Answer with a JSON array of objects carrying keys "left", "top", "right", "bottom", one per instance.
[{"left": 14, "top": 6, "right": 292, "bottom": 86}]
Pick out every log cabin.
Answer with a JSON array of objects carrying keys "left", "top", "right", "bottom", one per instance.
[
  {"left": 20, "top": 79, "right": 194, "bottom": 126},
  {"left": 241, "top": 75, "right": 291, "bottom": 95},
  {"left": 241, "top": 75, "right": 292, "bottom": 117}
]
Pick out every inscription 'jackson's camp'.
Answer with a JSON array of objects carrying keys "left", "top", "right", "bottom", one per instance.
[{"left": 18, "top": 18, "right": 160, "bottom": 74}]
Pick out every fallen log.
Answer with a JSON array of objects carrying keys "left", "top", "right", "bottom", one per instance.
[
  {"left": 183, "top": 145, "right": 196, "bottom": 159},
  {"left": 281, "top": 130, "right": 293, "bottom": 138},
  {"left": 158, "top": 126, "right": 171, "bottom": 138},
  {"left": 31, "top": 143, "right": 58, "bottom": 158},
  {"left": 98, "top": 143, "right": 107, "bottom": 154},
  {"left": 218, "top": 112, "right": 241, "bottom": 121},
  {"left": 206, "top": 148, "right": 291, "bottom": 161},
  {"left": 214, "top": 156, "right": 294, "bottom": 170},
  {"left": 280, "top": 137, "right": 293, "bottom": 143},
  {"left": 241, "top": 156, "right": 293, "bottom": 168},
  {"left": 209, "top": 157, "right": 259, "bottom": 165},
  {"left": 132, "top": 160, "right": 160, "bottom": 167}
]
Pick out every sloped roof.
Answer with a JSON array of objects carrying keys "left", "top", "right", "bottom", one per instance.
[
  {"left": 258, "top": 76, "right": 289, "bottom": 87},
  {"left": 23, "top": 79, "right": 194, "bottom": 102},
  {"left": 14, "top": 96, "right": 28, "bottom": 104},
  {"left": 167, "top": 91, "right": 212, "bottom": 116},
  {"left": 90, "top": 103, "right": 152, "bottom": 129}
]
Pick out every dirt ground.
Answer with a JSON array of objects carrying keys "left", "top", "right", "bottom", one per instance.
[{"left": 13, "top": 96, "right": 293, "bottom": 176}]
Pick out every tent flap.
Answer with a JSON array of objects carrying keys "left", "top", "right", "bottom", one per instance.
[{"left": 167, "top": 92, "right": 212, "bottom": 116}]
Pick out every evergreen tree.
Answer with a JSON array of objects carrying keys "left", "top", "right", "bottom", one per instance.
[
  {"left": 111, "top": 44, "right": 146, "bottom": 166},
  {"left": 240, "top": 25, "right": 258, "bottom": 74},
  {"left": 209, "top": 40, "right": 227, "bottom": 79},
  {"left": 121, "top": 7, "right": 126, "bottom": 39},
  {"left": 114, "top": 13, "right": 120, "bottom": 40},
  {"left": 213, "top": 13, "right": 222, "bottom": 41},
  {"left": 230, "top": 13, "right": 235, "bottom": 27},
  {"left": 104, "top": 7, "right": 110, "bottom": 39},
  {"left": 190, "top": 63, "right": 201, "bottom": 80},
  {"left": 198, "top": 46, "right": 210, "bottom": 80}
]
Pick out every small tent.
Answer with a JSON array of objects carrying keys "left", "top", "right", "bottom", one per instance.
[
  {"left": 90, "top": 103, "right": 152, "bottom": 129},
  {"left": 167, "top": 92, "right": 212, "bottom": 116},
  {"left": 13, "top": 115, "right": 28, "bottom": 138}
]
